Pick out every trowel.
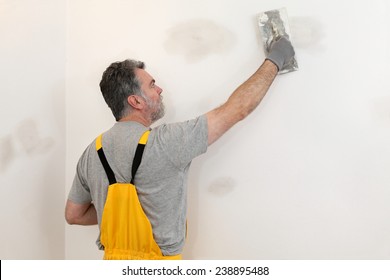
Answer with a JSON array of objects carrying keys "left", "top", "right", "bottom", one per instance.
[{"left": 258, "top": 7, "right": 298, "bottom": 74}]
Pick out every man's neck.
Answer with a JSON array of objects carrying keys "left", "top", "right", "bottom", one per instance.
[{"left": 118, "top": 114, "right": 151, "bottom": 127}]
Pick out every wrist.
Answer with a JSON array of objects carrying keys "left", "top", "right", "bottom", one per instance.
[{"left": 264, "top": 59, "right": 279, "bottom": 73}]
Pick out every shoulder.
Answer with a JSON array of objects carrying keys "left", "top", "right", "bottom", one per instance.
[
  {"left": 146, "top": 115, "right": 208, "bottom": 167},
  {"left": 153, "top": 115, "right": 207, "bottom": 135},
  {"left": 150, "top": 115, "right": 207, "bottom": 144}
]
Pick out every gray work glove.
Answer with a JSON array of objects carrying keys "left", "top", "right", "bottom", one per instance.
[{"left": 266, "top": 36, "right": 295, "bottom": 71}]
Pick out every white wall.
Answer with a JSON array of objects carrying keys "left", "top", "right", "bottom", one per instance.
[
  {"left": 1, "top": 0, "right": 389, "bottom": 260},
  {"left": 65, "top": 0, "right": 390, "bottom": 259},
  {"left": 0, "top": 0, "right": 66, "bottom": 259}
]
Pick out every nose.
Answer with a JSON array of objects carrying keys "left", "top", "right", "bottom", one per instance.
[{"left": 157, "top": 85, "right": 163, "bottom": 95}]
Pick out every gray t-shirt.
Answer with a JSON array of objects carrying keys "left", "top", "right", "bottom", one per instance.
[{"left": 68, "top": 115, "right": 208, "bottom": 256}]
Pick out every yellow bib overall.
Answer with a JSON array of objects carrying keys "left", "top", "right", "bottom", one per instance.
[{"left": 96, "top": 131, "right": 182, "bottom": 260}]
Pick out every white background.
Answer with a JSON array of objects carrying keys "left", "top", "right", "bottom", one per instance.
[{"left": 1, "top": 0, "right": 389, "bottom": 260}]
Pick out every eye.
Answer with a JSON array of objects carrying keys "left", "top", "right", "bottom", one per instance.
[{"left": 150, "top": 79, "right": 157, "bottom": 88}]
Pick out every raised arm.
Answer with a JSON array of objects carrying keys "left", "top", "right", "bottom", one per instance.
[{"left": 206, "top": 36, "right": 294, "bottom": 145}]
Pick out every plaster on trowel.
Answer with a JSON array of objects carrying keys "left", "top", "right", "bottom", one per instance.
[{"left": 258, "top": 7, "right": 298, "bottom": 74}]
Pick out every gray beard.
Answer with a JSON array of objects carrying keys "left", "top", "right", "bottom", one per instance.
[
  {"left": 146, "top": 96, "right": 165, "bottom": 124},
  {"left": 150, "top": 101, "right": 165, "bottom": 123}
]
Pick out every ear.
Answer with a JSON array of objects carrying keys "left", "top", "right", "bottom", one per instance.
[{"left": 127, "top": 95, "right": 144, "bottom": 109}]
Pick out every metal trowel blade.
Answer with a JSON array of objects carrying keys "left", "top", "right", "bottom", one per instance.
[{"left": 258, "top": 7, "right": 298, "bottom": 74}]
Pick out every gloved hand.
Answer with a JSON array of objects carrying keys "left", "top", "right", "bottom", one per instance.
[{"left": 266, "top": 36, "right": 295, "bottom": 71}]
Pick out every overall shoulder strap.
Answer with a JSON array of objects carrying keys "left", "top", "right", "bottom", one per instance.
[
  {"left": 131, "top": 130, "right": 151, "bottom": 185},
  {"left": 96, "top": 134, "right": 117, "bottom": 185}
]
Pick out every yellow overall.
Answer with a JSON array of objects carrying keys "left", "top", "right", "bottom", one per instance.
[{"left": 96, "top": 131, "right": 182, "bottom": 260}]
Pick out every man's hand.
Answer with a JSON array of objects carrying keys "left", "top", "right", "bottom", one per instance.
[{"left": 266, "top": 36, "right": 295, "bottom": 71}]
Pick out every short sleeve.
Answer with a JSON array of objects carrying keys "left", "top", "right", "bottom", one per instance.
[
  {"left": 153, "top": 115, "right": 208, "bottom": 169},
  {"left": 67, "top": 149, "right": 93, "bottom": 204}
]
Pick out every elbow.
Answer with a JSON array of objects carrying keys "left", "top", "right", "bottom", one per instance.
[
  {"left": 65, "top": 200, "right": 97, "bottom": 225},
  {"left": 65, "top": 211, "right": 76, "bottom": 225},
  {"left": 235, "top": 106, "right": 252, "bottom": 122},
  {"left": 65, "top": 202, "right": 80, "bottom": 225},
  {"left": 237, "top": 110, "right": 249, "bottom": 122}
]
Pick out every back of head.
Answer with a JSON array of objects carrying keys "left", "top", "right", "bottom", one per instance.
[{"left": 100, "top": 59, "right": 145, "bottom": 121}]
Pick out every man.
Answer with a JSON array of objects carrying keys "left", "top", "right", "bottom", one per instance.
[{"left": 65, "top": 36, "right": 295, "bottom": 259}]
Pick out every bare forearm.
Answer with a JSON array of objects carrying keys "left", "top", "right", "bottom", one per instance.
[
  {"left": 65, "top": 200, "right": 98, "bottom": 225},
  {"left": 77, "top": 203, "right": 98, "bottom": 225},
  {"left": 207, "top": 60, "right": 278, "bottom": 145},
  {"left": 225, "top": 59, "right": 278, "bottom": 121}
]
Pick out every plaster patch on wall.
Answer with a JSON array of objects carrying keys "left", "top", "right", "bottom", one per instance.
[
  {"left": 14, "top": 119, "right": 55, "bottom": 155},
  {"left": 208, "top": 177, "right": 235, "bottom": 196},
  {"left": 289, "top": 17, "right": 326, "bottom": 51},
  {"left": 0, "top": 135, "right": 15, "bottom": 173},
  {"left": 0, "top": 119, "right": 55, "bottom": 173},
  {"left": 164, "top": 19, "right": 235, "bottom": 62}
]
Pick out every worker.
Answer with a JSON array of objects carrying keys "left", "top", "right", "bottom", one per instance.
[{"left": 65, "top": 36, "right": 295, "bottom": 259}]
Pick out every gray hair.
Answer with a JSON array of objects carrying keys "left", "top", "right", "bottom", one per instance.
[{"left": 99, "top": 59, "right": 145, "bottom": 121}]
